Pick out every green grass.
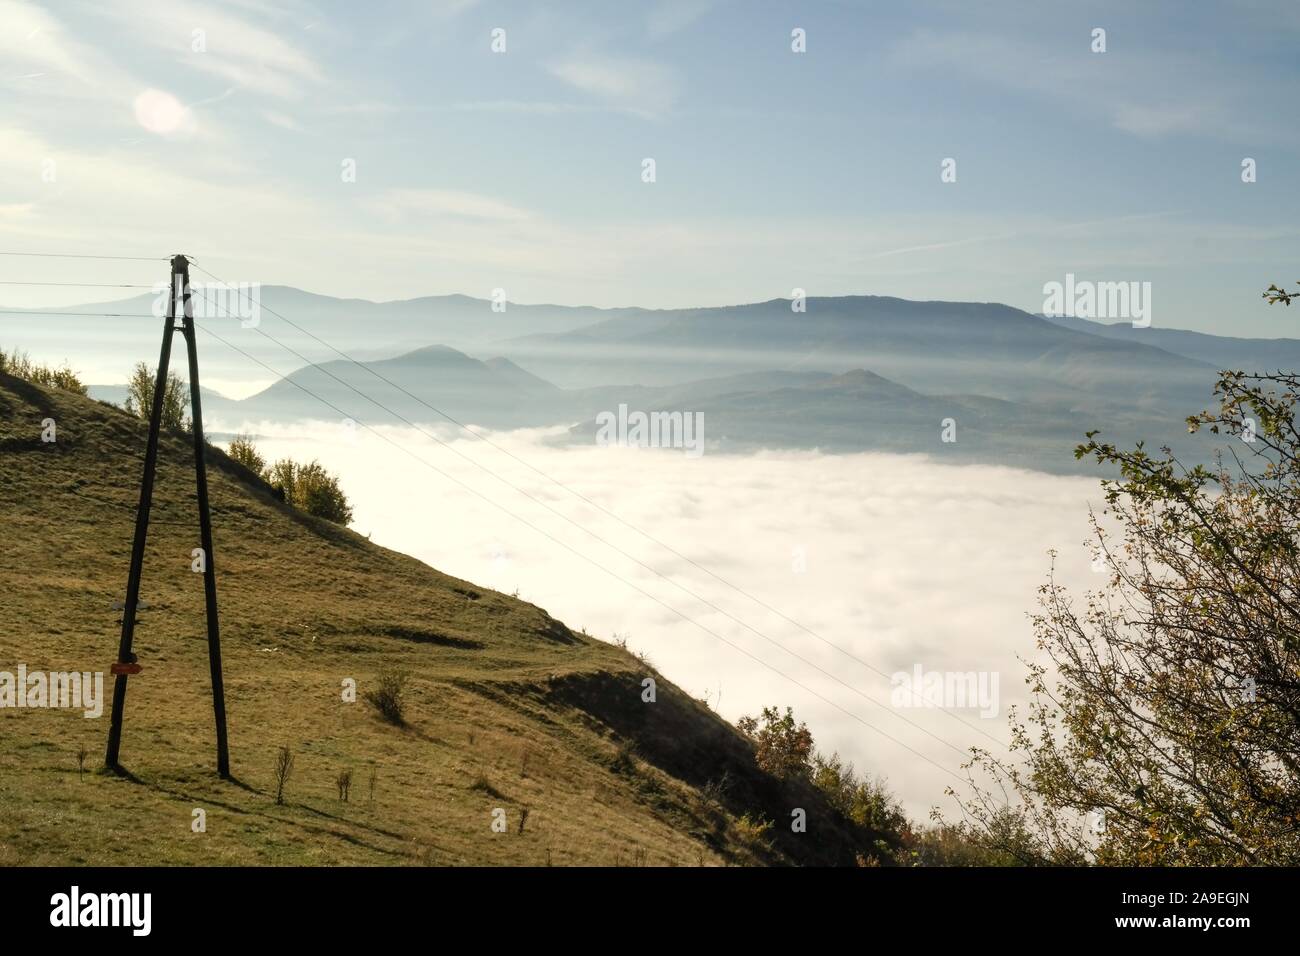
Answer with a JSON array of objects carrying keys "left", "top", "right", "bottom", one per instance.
[{"left": 0, "top": 373, "right": 879, "bottom": 866}]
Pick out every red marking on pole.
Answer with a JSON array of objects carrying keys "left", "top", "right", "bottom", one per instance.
[{"left": 110, "top": 662, "right": 142, "bottom": 675}]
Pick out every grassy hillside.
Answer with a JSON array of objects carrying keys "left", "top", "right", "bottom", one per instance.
[{"left": 0, "top": 373, "right": 881, "bottom": 866}]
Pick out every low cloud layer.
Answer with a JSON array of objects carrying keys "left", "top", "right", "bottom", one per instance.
[{"left": 218, "top": 416, "right": 1104, "bottom": 818}]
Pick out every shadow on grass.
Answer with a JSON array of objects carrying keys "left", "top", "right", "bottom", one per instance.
[
  {"left": 99, "top": 763, "right": 143, "bottom": 784},
  {"left": 99, "top": 760, "right": 412, "bottom": 858}
]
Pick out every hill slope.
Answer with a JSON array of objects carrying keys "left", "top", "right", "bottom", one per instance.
[{"left": 0, "top": 374, "right": 880, "bottom": 866}]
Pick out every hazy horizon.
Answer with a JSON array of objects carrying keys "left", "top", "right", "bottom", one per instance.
[{"left": 2, "top": 0, "right": 1298, "bottom": 335}]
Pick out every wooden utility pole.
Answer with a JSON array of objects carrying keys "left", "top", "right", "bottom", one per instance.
[{"left": 105, "top": 254, "right": 230, "bottom": 777}]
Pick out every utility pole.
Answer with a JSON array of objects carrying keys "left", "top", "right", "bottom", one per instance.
[{"left": 105, "top": 254, "right": 231, "bottom": 777}]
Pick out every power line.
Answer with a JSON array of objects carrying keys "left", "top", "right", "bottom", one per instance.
[
  {"left": 0, "top": 309, "right": 157, "bottom": 318},
  {"left": 190, "top": 263, "right": 1010, "bottom": 752},
  {"left": 190, "top": 314, "right": 978, "bottom": 789},
  {"left": 0, "top": 281, "right": 155, "bottom": 289},
  {"left": 0, "top": 251, "right": 166, "bottom": 261}
]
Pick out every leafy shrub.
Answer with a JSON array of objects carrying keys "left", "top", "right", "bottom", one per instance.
[
  {"left": 736, "top": 705, "right": 814, "bottom": 781},
  {"left": 0, "top": 347, "right": 87, "bottom": 395},
  {"left": 737, "top": 706, "right": 919, "bottom": 862},
  {"left": 227, "top": 433, "right": 266, "bottom": 474},
  {"left": 733, "top": 813, "right": 774, "bottom": 852},
  {"left": 266, "top": 457, "right": 353, "bottom": 525},
  {"left": 909, "top": 822, "right": 1029, "bottom": 867},
  {"left": 812, "top": 752, "right": 912, "bottom": 840},
  {"left": 295, "top": 460, "right": 353, "bottom": 524},
  {"left": 364, "top": 671, "right": 408, "bottom": 725}
]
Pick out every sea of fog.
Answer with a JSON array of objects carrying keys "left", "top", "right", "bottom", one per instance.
[{"left": 211, "top": 415, "right": 1105, "bottom": 819}]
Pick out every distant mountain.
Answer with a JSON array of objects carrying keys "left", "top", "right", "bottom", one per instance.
[
  {"left": 235, "top": 344, "right": 573, "bottom": 428},
  {"left": 221, "top": 336, "right": 1226, "bottom": 475},
  {"left": 46, "top": 290, "right": 1288, "bottom": 475},
  {"left": 572, "top": 369, "right": 835, "bottom": 417},
  {"left": 561, "top": 367, "right": 1155, "bottom": 473},
  {"left": 228, "top": 350, "right": 850, "bottom": 435},
  {"left": 500, "top": 296, "right": 1217, "bottom": 420},
  {"left": 1041, "top": 313, "right": 1300, "bottom": 374},
  {"left": 11, "top": 287, "right": 628, "bottom": 399},
  {"left": 36, "top": 286, "right": 622, "bottom": 352}
]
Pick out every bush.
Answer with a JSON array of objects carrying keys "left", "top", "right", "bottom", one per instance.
[
  {"left": 0, "top": 347, "right": 87, "bottom": 395},
  {"left": 227, "top": 433, "right": 266, "bottom": 474},
  {"left": 266, "top": 457, "right": 353, "bottom": 525},
  {"left": 809, "top": 751, "right": 915, "bottom": 860},
  {"left": 364, "top": 671, "right": 408, "bottom": 725},
  {"left": 265, "top": 458, "right": 296, "bottom": 497},
  {"left": 736, "top": 705, "right": 814, "bottom": 781},
  {"left": 736, "top": 705, "right": 920, "bottom": 862},
  {"left": 295, "top": 460, "right": 354, "bottom": 524},
  {"left": 123, "top": 361, "right": 187, "bottom": 430},
  {"left": 909, "top": 821, "right": 1032, "bottom": 867},
  {"left": 273, "top": 745, "right": 295, "bottom": 805},
  {"left": 733, "top": 813, "right": 774, "bottom": 852}
]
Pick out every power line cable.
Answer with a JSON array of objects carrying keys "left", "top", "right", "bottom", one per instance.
[
  {"left": 0, "top": 250, "right": 165, "bottom": 261},
  {"left": 0, "top": 309, "right": 156, "bottom": 318},
  {"left": 0, "top": 281, "right": 155, "bottom": 289}
]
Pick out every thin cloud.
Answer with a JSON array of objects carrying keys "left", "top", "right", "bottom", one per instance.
[
  {"left": 645, "top": 0, "right": 718, "bottom": 40},
  {"left": 366, "top": 188, "right": 533, "bottom": 222},
  {"left": 261, "top": 109, "right": 304, "bottom": 132},
  {"left": 97, "top": 0, "right": 326, "bottom": 99},
  {"left": 450, "top": 100, "right": 601, "bottom": 115},
  {"left": 866, "top": 213, "right": 1180, "bottom": 260},
  {"left": 0, "top": 0, "right": 137, "bottom": 95},
  {"left": 548, "top": 54, "right": 682, "bottom": 118},
  {"left": 890, "top": 27, "right": 1257, "bottom": 141}
]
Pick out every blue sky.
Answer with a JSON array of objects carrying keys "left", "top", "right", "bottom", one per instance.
[{"left": 2, "top": 0, "right": 1298, "bottom": 335}]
